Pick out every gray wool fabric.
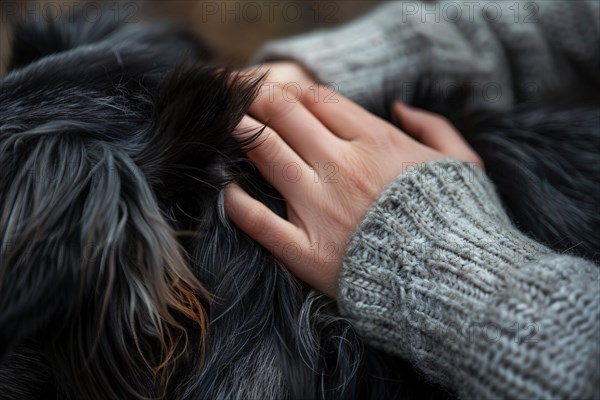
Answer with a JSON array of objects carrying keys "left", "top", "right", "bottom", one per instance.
[
  {"left": 253, "top": 0, "right": 600, "bottom": 117},
  {"left": 252, "top": 1, "right": 600, "bottom": 398},
  {"left": 339, "top": 160, "right": 600, "bottom": 399}
]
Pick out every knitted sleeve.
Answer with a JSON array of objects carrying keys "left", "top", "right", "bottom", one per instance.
[
  {"left": 338, "top": 159, "right": 600, "bottom": 399},
  {"left": 252, "top": 0, "right": 600, "bottom": 116}
]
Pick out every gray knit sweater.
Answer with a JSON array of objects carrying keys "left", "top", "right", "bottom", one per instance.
[
  {"left": 254, "top": 0, "right": 600, "bottom": 117},
  {"left": 340, "top": 160, "right": 599, "bottom": 399},
  {"left": 253, "top": 1, "right": 600, "bottom": 399}
]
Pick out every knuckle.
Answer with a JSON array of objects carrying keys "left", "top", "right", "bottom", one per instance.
[
  {"left": 365, "top": 127, "right": 398, "bottom": 149},
  {"left": 349, "top": 172, "right": 381, "bottom": 200},
  {"left": 261, "top": 135, "right": 287, "bottom": 166},
  {"left": 253, "top": 127, "right": 283, "bottom": 160},
  {"left": 300, "top": 83, "right": 335, "bottom": 104},
  {"left": 261, "top": 88, "right": 296, "bottom": 119},
  {"left": 343, "top": 157, "right": 383, "bottom": 201},
  {"left": 260, "top": 129, "right": 278, "bottom": 152},
  {"left": 245, "top": 203, "right": 268, "bottom": 234}
]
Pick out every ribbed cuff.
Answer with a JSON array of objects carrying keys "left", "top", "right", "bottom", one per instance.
[
  {"left": 338, "top": 158, "right": 546, "bottom": 347},
  {"left": 337, "top": 160, "right": 600, "bottom": 398}
]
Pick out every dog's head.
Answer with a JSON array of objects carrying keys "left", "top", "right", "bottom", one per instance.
[{"left": 0, "top": 11, "right": 262, "bottom": 399}]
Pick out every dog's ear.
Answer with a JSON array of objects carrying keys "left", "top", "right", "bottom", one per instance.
[{"left": 0, "top": 129, "right": 208, "bottom": 399}]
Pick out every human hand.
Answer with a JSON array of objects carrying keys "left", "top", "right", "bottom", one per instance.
[
  {"left": 243, "top": 61, "right": 319, "bottom": 91},
  {"left": 224, "top": 69, "right": 482, "bottom": 297}
]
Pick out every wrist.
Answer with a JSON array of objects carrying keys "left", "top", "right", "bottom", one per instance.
[{"left": 337, "top": 159, "right": 552, "bottom": 354}]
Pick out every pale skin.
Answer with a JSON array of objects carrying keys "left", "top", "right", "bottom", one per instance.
[{"left": 224, "top": 62, "right": 482, "bottom": 298}]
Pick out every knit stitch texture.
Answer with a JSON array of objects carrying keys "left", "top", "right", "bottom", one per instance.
[{"left": 335, "top": 160, "right": 600, "bottom": 399}]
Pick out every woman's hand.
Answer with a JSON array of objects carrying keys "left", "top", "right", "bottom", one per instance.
[{"left": 224, "top": 65, "right": 482, "bottom": 297}]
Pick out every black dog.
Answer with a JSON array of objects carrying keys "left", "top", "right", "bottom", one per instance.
[
  {"left": 0, "top": 11, "right": 434, "bottom": 400},
  {"left": 1, "top": 9, "right": 598, "bottom": 400}
]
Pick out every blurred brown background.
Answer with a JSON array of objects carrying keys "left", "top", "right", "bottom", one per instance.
[{"left": 0, "top": 0, "right": 381, "bottom": 76}]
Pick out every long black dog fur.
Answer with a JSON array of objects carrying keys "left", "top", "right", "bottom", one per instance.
[
  {"left": 0, "top": 9, "right": 598, "bottom": 400},
  {"left": 0, "top": 11, "right": 439, "bottom": 400}
]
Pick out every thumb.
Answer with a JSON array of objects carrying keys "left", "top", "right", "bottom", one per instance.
[{"left": 392, "top": 101, "right": 484, "bottom": 169}]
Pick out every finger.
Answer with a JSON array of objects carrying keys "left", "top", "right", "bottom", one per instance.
[
  {"left": 299, "top": 84, "right": 389, "bottom": 141},
  {"left": 224, "top": 183, "right": 337, "bottom": 297},
  {"left": 224, "top": 183, "right": 303, "bottom": 256},
  {"left": 235, "top": 115, "right": 313, "bottom": 198},
  {"left": 247, "top": 87, "right": 343, "bottom": 165},
  {"left": 392, "top": 101, "right": 484, "bottom": 168}
]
